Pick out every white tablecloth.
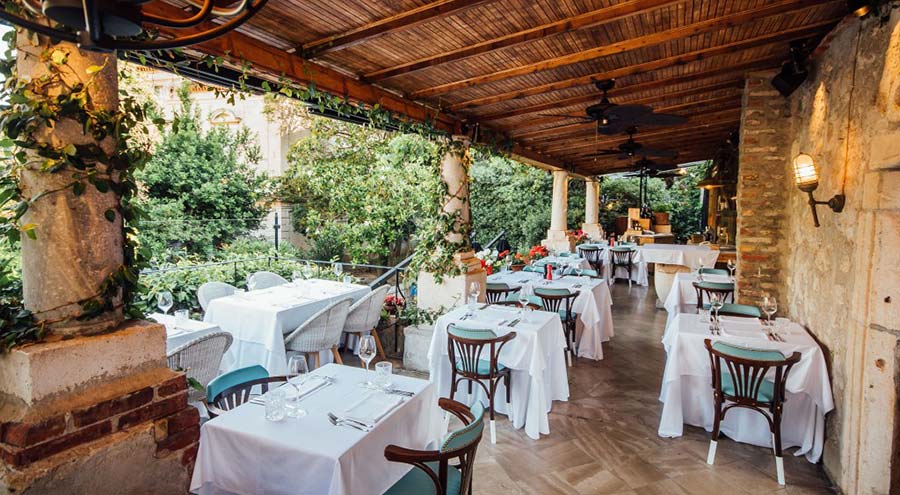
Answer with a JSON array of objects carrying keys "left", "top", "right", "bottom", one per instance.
[
  {"left": 637, "top": 244, "right": 720, "bottom": 269},
  {"left": 662, "top": 272, "right": 732, "bottom": 327},
  {"left": 152, "top": 312, "right": 225, "bottom": 357},
  {"left": 487, "top": 271, "right": 614, "bottom": 360},
  {"left": 204, "top": 280, "right": 371, "bottom": 375},
  {"left": 191, "top": 364, "right": 442, "bottom": 495},
  {"left": 658, "top": 314, "right": 834, "bottom": 463},
  {"left": 534, "top": 256, "right": 591, "bottom": 272},
  {"left": 429, "top": 305, "right": 569, "bottom": 439}
]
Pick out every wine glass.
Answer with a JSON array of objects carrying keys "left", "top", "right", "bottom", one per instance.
[
  {"left": 762, "top": 294, "right": 778, "bottom": 326},
  {"left": 332, "top": 262, "right": 343, "bottom": 280},
  {"left": 302, "top": 262, "right": 314, "bottom": 279},
  {"left": 469, "top": 281, "right": 481, "bottom": 310},
  {"left": 291, "top": 270, "right": 303, "bottom": 284},
  {"left": 285, "top": 355, "right": 309, "bottom": 418},
  {"left": 517, "top": 284, "right": 531, "bottom": 319},
  {"left": 727, "top": 259, "right": 736, "bottom": 280},
  {"left": 156, "top": 291, "right": 173, "bottom": 315},
  {"left": 709, "top": 293, "right": 724, "bottom": 333},
  {"left": 359, "top": 335, "right": 377, "bottom": 388},
  {"left": 246, "top": 273, "right": 257, "bottom": 292},
  {"left": 575, "top": 266, "right": 584, "bottom": 278}
]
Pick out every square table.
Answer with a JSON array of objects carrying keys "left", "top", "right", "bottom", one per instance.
[
  {"left": 662, "top": 272, "right": 732, "bottom": 327},
  {"left": 487, "top": 271, "right": 614, "bottom": 360},
  {"left": 658, "top": 313, "right": 834, "bottom": 463},
  {"left": 429, "top": 305, "right": 569, "bottom": 439},
  {"left": 190, "top": 364, "right": 442, "bottom": 495},
  {"left": 203, "top": 279, "right": 371, "bottom": 375},
  {"left": 151, "top": 312, "right": 226, "bottom": 356}
]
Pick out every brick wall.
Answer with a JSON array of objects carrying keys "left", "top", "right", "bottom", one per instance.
[
  {"left": 735, "top": 70, "right": 791, "bottom": 307},
  {"left": 0, "top": 372, "right": 199, "bottom": 470}
]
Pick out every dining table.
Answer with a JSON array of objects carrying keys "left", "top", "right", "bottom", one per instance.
[
  {"left": 151, "top": 312, "right": 227, "bottom": 356},
  {"left": 487, "top": 270, "right": 614, "bottom": 360},
  {"left": 203, "top": 279, "right": 371, "bottom": 375},
  {"left": 190, "top": 364, "right": 443, "bottom": 495},
  {"left": 662, "top": 271, "right": 733, "bottom": 327},
  {"left": 429, "top": 304, "right": 570, "bottom": 439},
  {"left": 658, "top": 313, "right": 834, "bottom": 463},
  {"left": 636, "top": 244, "right": 720, "bottom": 304}
]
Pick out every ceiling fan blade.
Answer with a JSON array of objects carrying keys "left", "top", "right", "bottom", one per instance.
[
  {"left": 536, "top": 113, "right": 594, "bottom": 120},
  {"left": 641, "top": 112, "right": 689, "bottom": 127},
  {"left": 597, "top": 120, "right": 633, "bottom": 136},
  {"left": 604, "top": 104, "right": 654, "bottom": 118}
]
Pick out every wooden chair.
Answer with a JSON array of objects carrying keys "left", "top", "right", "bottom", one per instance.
[
  {"left": 609, "top": 247, "right": 636, "bottom": 287},
  {"left": 447, "top": 325, "right": 515, "bottom": 445},
  {"left": 698, "top": 267, "right": 729, "bottom": 276},
  {"left": 384, "top": 398, "right": 484, "bottom": 495},
  {"left": 577, "top": 245, "right": 604, "bottom": 273},
  {"left": 493, "top": 300, "right": 541, "bottom": 310},
  {"left": 693, "top": 281, "right": 736, "bottom": 311},
  {"left": 533, "top": 287, "right": 579, "bottom": 367},
  {"left": 704, "top": 339, "right": 801, "bottom": 486},
  {"left": 485, "top": 283, "right": 519, "bottom": 304},
  {"left": 207, "top": 373, "right": 288, "bottom": 418}
]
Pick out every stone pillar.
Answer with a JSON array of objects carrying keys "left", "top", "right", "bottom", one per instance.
[
  {"left": 581, "top": 178, "right": 604, "bottom": 240},
  {"left": 542, "top": 169, "right": 575, "bottom": 252},
  {"left": 416, "top": 136, "right": 486, "bottom": 311},
  {"left": 735, "top": 71, "right": 790, "bottom": 308},
  {"left": 0, "top": 33, "right": 197, "bottom": 494}
]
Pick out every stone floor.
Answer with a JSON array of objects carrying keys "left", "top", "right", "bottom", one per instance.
[{"left": 462, "top": 282, "right": 837, "bottom": 495}]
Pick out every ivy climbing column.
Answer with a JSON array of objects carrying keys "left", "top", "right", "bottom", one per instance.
[
  {"left": 416, "top": 136, "right": 486, "bottom": 311},
  {"left": 581, "top": 177, "right": 604, "bottom": 241},
  {"left": 542, "top": 169, "right": 575, "bottom": 252}
]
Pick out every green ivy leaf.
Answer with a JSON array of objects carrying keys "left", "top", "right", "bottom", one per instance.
[
  {"left": 85, "top": 65, "right": 103, "bottom": 74},
  {"left": 104, "top": 209, "right": 116, "bottom": 222},
  {"left": 92, "top": 179, "right": 109, "bottom": 193},
  {"left": 73, "top": 181, "right": 85, "bottom": 196}
]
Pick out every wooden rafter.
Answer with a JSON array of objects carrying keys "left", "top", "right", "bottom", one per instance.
[
  {"left": 410, "top": 0, "right": 831, "bottom": 98},
  {"left": 302, "top": 0, "right": 494, "bottom": 59},
  {"left": 447, "top": 21, "right": 835, "bottom": 111},
  {"left": 363, "top": 0, "right": 682, "bottom": 82}
]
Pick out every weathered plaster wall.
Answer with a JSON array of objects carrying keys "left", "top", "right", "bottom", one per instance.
[{"left": 739, "top": 11, "right": 900, "bottom": 494}]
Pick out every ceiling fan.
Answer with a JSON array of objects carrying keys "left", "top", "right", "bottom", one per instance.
[
  {"left": 621, "top": 158, "right": 684, "bottom": 178},
  {"left": 582, "top": 127, "right": 678, "bottom": 160},
  {"left": 538, "top": 79, "right": 689, "bottom": 135}
]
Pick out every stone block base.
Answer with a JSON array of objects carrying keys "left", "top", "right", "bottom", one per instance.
[
  {"left": 542, "top": 229, "right": 575, "bottom": 253},
  {"left": 581, "top": 223, "right": 604, "bottom": 242},
  {"left": 402, "top": 324, "right": 434, "bottom": 373},
  {"left": 416, "top": 250, "right": 486, "bottom": 312}
]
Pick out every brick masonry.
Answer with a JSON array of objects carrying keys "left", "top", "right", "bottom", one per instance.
[
  {"left": 0, "top": 371, "right": 199, "bottom": 470},
  {"left": 735, "top": 70, "right": 791, "bottom": 308}
]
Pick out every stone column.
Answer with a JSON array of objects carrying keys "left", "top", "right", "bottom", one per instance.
[
  {"left": 416, "top": 136, "right": 486, "bottom": 312},
  {"left": 0, "top": 33, "right": 196, "bottom": 494},
  {"left": 581, "top": 178, "right": 604, "bottom": 240},
  {"left": 542, "top": 169, "right": 575, "bottom": 252}
]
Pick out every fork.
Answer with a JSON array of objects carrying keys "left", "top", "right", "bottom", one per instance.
[{"left": 327, "top": 412, "right": 372, "bottom": 431}]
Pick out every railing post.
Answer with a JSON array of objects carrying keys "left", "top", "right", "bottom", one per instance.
[
  {"left": 273, "top": 212, "right": 280, "bottom": 256},
  {"left": 233, "top": 261, "right": 238, "bottom": 285}
]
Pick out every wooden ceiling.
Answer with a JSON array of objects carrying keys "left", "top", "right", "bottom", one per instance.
[{"left": 149, "top": 0, "right": 848, "bottom": 175}]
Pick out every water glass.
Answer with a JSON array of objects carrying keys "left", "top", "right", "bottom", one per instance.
[
  {"left": 375, "top": 361, "right": 393, "bottom": 390},
  {"left": 157, "top": 291, "right": 173, "bottom": 315},
  {"left": 333, "top": 262, "right": 343, "bottom": 279},
  {"left": 264, "top": 389, "right": 286, "bottom": 422},
  {"left": 291, "top": 271, "right": 303, "bottom": 284},
  {"left": 174, "top": 309, "right": 189, "bottom": 325},
  {"left": 343, "top": 274, "right": 352, "bottom": 285}
]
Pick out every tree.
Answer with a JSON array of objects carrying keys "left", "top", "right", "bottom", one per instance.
[{"left": 136, "top": 84, "right": 269, "bottom": 259}]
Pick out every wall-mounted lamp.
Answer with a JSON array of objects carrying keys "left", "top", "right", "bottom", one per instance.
[{"left": 792, "top": 153, "right": 845, "bottom": 227}]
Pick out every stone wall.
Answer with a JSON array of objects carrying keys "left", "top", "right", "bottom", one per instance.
[{"left": 737, "top": 11, "right": 900, "bottom": 494}]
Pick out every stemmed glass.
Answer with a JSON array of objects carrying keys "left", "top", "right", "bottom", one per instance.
[
  {"left": 469, "top": 281, "right": 481, "bottom": 310},
  {"left": 291, "top": 270, "right": 303, "bottom": 285},
  {"left": 285, "top": 355, "right": 309, "bottom": 418},
  {"left": 157, "top": 291, "right": 173, "bottom": 315},
  {"left": 359, "top": 335, "right": 377, "bottom": 388},
  {"left": 332, "top": 262, "right": 343, "bottom": 280},
  {"left": 302, "top": 262, "right": 314, "bottom": 280},
  {"left": 709, "top": 293, "right": 724, "bottom": 334},
  {"left": 246, "top": 273, "right": 257, "bottom": 292},
  {"left": 575, "top": 266, "right": 584, "bottom": 278},
  {"left": 727, "top": 259, "right": 736, "bottom": 281},
  {"left": 762, "top": 294, "right": 778, "bottom": 326},
  {"left": 517, "top": 284, "right": 531, "bottom": 320}
]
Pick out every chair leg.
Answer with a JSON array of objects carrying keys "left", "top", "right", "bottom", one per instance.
[
  {"left": 708, "top": 398, "right": 723, "bottom": 465},
  {"left": 313, "top": 352, "right": 321, "bottom": 369},
  {"left": 331, "top": 346, "right": 343, "bottom": 365},
  {"left": 489, "top": 381, "right": 497, "bottom": 444},
  {"left": 370, "top": 329, "right": 386, "bottom": 360},
  {"left": 505, "top": 374, "right": 512, "bottom": 404},
  {"left": 773, "top": 414, "right": 786, "bottom": 485},
  {"left": 707, "top": 440, "right": 718, "bottom": 465}
]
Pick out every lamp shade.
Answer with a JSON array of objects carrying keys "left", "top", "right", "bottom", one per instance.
[{"left": 792, "top": 153, "right": 819, "bottom": 191}]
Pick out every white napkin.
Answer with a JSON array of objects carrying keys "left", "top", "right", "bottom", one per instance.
[
  {"left": 285, "top": 375, "right": 330, "bottom": 400},
  {"left": 343, "top": 392, "right": 403, "bottom": 426},
  {"left": 719, "top": 317, "right": 766, "bottom": 339}
]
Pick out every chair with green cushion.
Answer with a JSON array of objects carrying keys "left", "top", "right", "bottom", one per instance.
[
  {"left": 522, "top": 264, "right": 541, "bottom": 273},
  {"left": 447, "top": 325, "right": 516, "bottom": 444},
  {"left": 716, "top": 303, "right": 762, "bottom": 318},
  {"left": 609, "top": 247, "right": 636, "bottom": 287},
  {"left": 485, "top": 283, "right": 519, "bottom": 304},
  {"left": 206, "top": 365, "right": 268, "bottom": 404},
  {"left": 562, "top": 267, "right": 599, "bottom": 278},
  {"left": 699, "top": 267, "right": 729, "bottom": 276},
  {"left": 557, "top": 252, "right": 571, "bottom": 257},
  {"left": 207, "top": 367, "right": 288, "bottom": 418},
  {"left": 384, "top": 398, "right": 484, "bottom": 495},
  {"left": 577, "top": 245, "right": 604, "bottom": 273},
  {"left": 533, "top": 287, "right": 579, "bottom": 367},
  {"left": 704, "top": 339, "right": 801, "bottom": 486},
  {"left": 693, "top": 281, "right": 735, "bottom": 311}
]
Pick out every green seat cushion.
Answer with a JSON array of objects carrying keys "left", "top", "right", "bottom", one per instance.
[
  {"left": 522, "top": 265, "right": 541, "bottom": 273},
  {"left": 695, "top": 281, "right": 735, "bottom": 291},
  {"left": 206, "top": 365, "right": 268, "bottom": 402},
  {"left": 505, "top": 294, "right": 543, "bottom": 306},
  {"left": 711, "top": 341, "right": 785, "bottom": 361},
  {"left": 486, "top": 282, "right": 510, "bottom": 291},
  {"left": 455, "top": 358, "right": 506, "bottom": 375},
  {"left": 720, "top": 372, "right": 776, "bottom": 402},
  {"left": 441, "top": 401, "right": 485, "bottom": 452},
  {"left": 717, "top": 303, "right": 762, "bottom": 318},
  {"left": 610, "top": 246, "right": 635, "bottom": 252},
  {"left": 699, "top": 268, "right": 729, "bottom": 276},
  {"left": 558, "top": 252, "right": 571, "bottom": 257},
  {"left": 564, "top": 268, "right": 598, "bottom": 277},
  {"left": 384, "top": 462, "right": 462, "bottom": 495},
  {"left": 447, "top": 326, "right": 497, "bottom": 340}
]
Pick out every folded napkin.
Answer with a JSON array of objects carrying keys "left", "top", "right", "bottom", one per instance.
[
  {"left": 285, "top": 375, "right": 330, "bottom": 400},
  {"left": 343, "top": 392, "right": 403, "bottom": 426}
]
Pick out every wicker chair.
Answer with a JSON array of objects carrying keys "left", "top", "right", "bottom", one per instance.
[
  {"left": 485, "top": 283, "right": 520, "bottom": 304},
  {"left": 339, "top": 285, "right": 390, "bottom": 363},
  {"left": 284, "top": 298, "right": 352, "bottom": 369},
  {"left": 197, "top": 281, "right": 237, "bottom": 312},
  {"left": 384, "top": 398, "right": 484, "bottom": 495},
  {"left": 248, "top": 271, "right": 288, "bottom": 290},
  {"left": 166, "top": 331, "right": 233, "bottom": 403}
]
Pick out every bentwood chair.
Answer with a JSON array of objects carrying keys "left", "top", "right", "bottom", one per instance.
[
  {"left": 339, "top": 285, "right": 389, "bottom": 363},
  {"left": 577, "top": 245, "right": 604, "bottom": 273},
  {"left": 207, "top": 374, "right": 288, "bottom": 418},
  {"left": 533, "top": 287, "right": 579, "bottom": 366},
  {"left": 485, "top": 283, "right": 519, "bottom": 304},
  {"left": 693, "top": 281, "right": 736, "bottom": 311},
  {"left": 704, "top": 340, "right": 801, "bottom": 486},
  {"left": 197, "top": 281, "right": 237, "bottom": 312},
  {"left": 699, "top": 267, "right": 730, "bottom": 276},
  {"left": 166, "top": 331, "right": 233, "bottom": 403},
  {"left": 716, "top": 303, "right": 763, "bottom": 318},
  {"left": 248, "top": 271, "right": 288, "bottom": 290},
  {"left": 447, "top": 325, "right": 515, "bottom": 444},
  {"left": 384, "top": 398, "right": 485, "bottom": 495},
  {"left": 205, "top": 364, "right": 272, "bottom": 417},
  {"left": 284, "top": 298, "right": 352, "bottom": 368},
  {"left": 610, "top": 247, "right": 636, "bottom": 287}
]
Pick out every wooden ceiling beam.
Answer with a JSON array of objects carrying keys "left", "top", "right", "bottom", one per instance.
[
  {"left": 411, "top": 0, "right": 833, "bottom": 98},
  {"left": 363, "top": 0, "right": 682, "bottom": 82},
  {"left": 448, "top": 21, "right": 834, "bottom": 111},
  {"left": 567, "top": 134, "right": 732, "bottom": 162},
  {"left": 302, "top": 0, "right": 495, "bottom": 59},
  {"left": 540, "top": 118, "right": 739, "bottom": 154}
]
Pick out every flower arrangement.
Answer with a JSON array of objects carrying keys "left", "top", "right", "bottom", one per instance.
[
  {"left": 383, "top": 294, "right": 406, "bottom": 314},
  {"left": 474, "top": 248, "right": 510, "bottom": 275},
  {"left": 528, "top": 244, "right": 549, "bottom": 261},
  {"left": 570, "top": 229, "right": 588, "bottom": 243}
]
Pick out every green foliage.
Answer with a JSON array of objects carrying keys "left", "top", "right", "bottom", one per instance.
[{"left": 136, "top": 84, "right": 269, "bottom": 259}]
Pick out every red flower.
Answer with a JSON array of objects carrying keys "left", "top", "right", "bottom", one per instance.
[
  {"left": 498, "top": 250, "right": 510, "bottom": 259},
  {"left": 486, "top": 265, "right": 493, "bottom": 275}
]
